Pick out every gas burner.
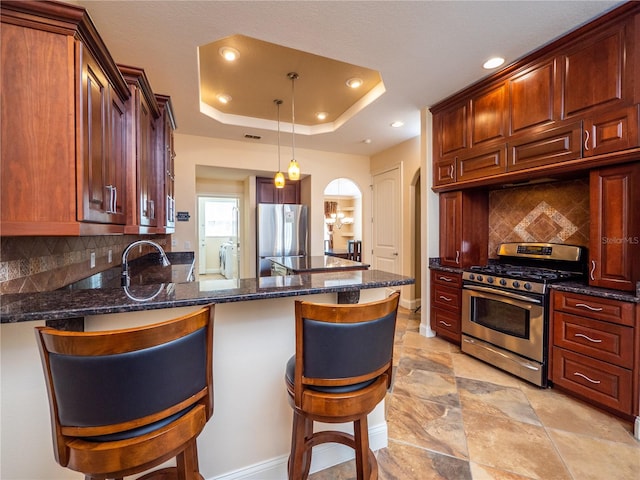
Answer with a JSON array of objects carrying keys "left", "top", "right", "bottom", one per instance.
[{"left": 463, "top": 243, "right": 587, "bottom": 294}]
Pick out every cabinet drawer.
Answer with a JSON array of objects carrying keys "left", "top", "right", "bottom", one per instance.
[
  {"left": 431, "top": 271, "right": 462, "bottom": 288},
  {"left": 432, "top": 284, "right": 461, "bottom": 311},
  {"left": 431, "top": 307, "right": 461, "bottom": 343},
  {"left": 552, "top": 312, "right": 633, "bottom": 368},
  {"left": 551, "top": 348, "right": 632, "bottom": 415},
  {"left": 552, "top": 290, "right": 634, "bottom": 326}
]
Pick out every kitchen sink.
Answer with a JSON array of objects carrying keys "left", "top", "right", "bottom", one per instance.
[{"left": 61, "top": 252, "right": 195, "bottom": 290}]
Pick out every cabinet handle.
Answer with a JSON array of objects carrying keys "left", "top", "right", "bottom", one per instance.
[
  {"left": 112, "top": 186, "right": 117, "bottom": 214},
  {"left": 575, "top": 303, "right": 603, "bottom": 312},
  {"left": 589, "top": 260, "right": 596, "bottom": 281},
  {"left": 438, "top": 320, "right": 452, "bottom": 327},
  {"left": 573, "top": 372, "right": 601, "bottom": 384},
  {"left": 574, "top": 333, "right": 602, "bottom": 343},
  {"left": 455, "top": 250, "right": 460, "bottom": 264},
  {"left": 584, "top": 129, "right": 590, "bottom": 151},
  {"left": 438, "top": 276, "right": 453, "bottom": 282},
  {"left": 105, "top": 185, "right": 116, "bottom": 214},
  {"left": 439, "top": 295, "right": 452, "bottom": 302},
  {"left": 149, "top": 200, "right": 155, "bottom": 219}
]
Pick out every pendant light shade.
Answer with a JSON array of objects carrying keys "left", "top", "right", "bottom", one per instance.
[
  {"left": 274, "top": 99, "right": 285, "bottom": 189},
  {"left": 287, "top": 72, "right": 301, "bottom": 181}
]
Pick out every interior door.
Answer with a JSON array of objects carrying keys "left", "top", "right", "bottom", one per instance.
[{"left": 372, "top": 166, "right": 401, "bottom": 273}]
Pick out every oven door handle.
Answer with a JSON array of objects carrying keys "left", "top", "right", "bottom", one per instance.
[{"left": 463, "top": 284, "right": 543, "bottom": 304}]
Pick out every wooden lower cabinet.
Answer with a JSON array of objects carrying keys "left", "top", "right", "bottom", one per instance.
[
  {"left": 549, "top": 289, "right": 638, "bottom": 419},
  {"left": 430, "top": 270, "right": 462, "bottom": 344}
]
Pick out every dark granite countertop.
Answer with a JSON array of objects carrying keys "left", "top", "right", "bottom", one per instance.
[
  {"left": 270, "top": 255, "right": 369, "bottom": 273},
  {"left": 0, "top": 270, "right": 414, "bottom": 323},
  {"left": 428, "top": 258, "right": 463, "bottom": 274},
  {"left": 549, "top": 281, "right": 640, "bottom": 303}
]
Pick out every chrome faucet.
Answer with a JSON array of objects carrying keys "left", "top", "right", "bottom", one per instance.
[{"left": 121, "top": 240, "right": 171, "bottom": 287}]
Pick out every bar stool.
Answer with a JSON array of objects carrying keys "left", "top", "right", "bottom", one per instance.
[
  {"left": 35, "top": 305, "right": 214, "bottom": 480},
  {"left": 285, "top": 292, "right": 400, "bottom": 479}
]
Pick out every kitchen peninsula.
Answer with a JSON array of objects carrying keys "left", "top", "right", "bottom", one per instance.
[
  {"left": 0, "top": 270, "right": 413, "bottom": 480},
  {"left": 269, "top": 255, "right": 369, "bottom": 275}
]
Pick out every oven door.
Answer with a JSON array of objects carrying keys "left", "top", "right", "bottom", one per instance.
[{"left": 461, "top": 284, "right": 545, "bottom": 362}]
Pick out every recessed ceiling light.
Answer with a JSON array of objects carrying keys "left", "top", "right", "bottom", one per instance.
[
  {"left": 390, "top": 121, "right": 404, "bottom": 128},
  {"left": 315, "top": 112, "right": 328, "bottom": 121},
  {"left": 483, "top": 57, "right": 505, "bottom": 69},
  {"left": 346, "top": 78, "right": 363, "bottom": 89},
  {"left": 216, "top": 93, "right": 232, "bottom": 104},
  {"left": 219, "top": 47, "right": 240, "bottom": 62},
  {"left": 363, "top": 138, "right": 372, "bottom": 144}
]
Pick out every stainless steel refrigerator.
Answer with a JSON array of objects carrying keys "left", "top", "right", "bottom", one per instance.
[{"left": 257, "top": 203, "right": 308, "bottom": 276}]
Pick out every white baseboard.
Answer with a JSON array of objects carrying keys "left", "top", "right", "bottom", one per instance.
[{"left": 210, "top": 423, "right": 388, "bottom": 480}]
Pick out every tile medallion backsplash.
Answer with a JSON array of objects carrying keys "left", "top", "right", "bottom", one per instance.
[
  {"left": 488, "top": 178, "right": 590, "bottom": 258},
  {"left": 0, "top": 235, "right": 170, "bottom": 294}
]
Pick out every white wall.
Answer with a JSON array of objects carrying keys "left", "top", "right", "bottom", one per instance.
[
  {"left": 421, "top": 109, "right": 438, "bottom": 337},
  {"left": 172, "top": 133, "right": 372, "bottom": 277}
]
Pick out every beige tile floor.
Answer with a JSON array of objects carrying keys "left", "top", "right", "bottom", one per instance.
[{"left": 309, "top": 307, "right": 640, "bottom": 480}]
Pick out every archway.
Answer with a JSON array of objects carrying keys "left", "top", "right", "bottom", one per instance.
[{"left": 322, "top": 178, "right": 362, "bottom": 256}]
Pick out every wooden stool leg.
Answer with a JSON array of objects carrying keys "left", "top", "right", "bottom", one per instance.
[
  {"left": 289, "top": 411, "right": 308, "bottom": 480},
  {"left": 301, "top": 417, "right": 313, "bottom": 479},
  {"left": 354, "top": 417, "right": 371, "bottom": 480},
  {"left": 176, "top": 440, "right": 201, "bottom": 480}
]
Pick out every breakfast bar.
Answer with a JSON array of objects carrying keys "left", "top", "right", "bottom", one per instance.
[{"left": 1, "top": 270, "right": 413, "bottom": 480}]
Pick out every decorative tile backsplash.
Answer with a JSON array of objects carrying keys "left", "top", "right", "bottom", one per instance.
[
  {"left": 0, "top": 235, "right": 170, "bottom": 294},
  {"left": 488, "top": 178, "right": 590, "bottom": 258}
]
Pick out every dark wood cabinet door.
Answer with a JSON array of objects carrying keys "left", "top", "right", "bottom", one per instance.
[
  {"left": 107, "top": 87, "right": 128, "bottom": 223},
  {"left": 439, "top": 191, "right": 462, "bottom": 267},
  {"left": 562, "top": 19, "right": 632, "bottom": 119},
  {"left": 435, "top": 102, "right": 468, "bottom": 158},
  {"left": 589, "top": 162, "right": 640, "bottom": 291},
  {"left": 439, "top": 190, "right": 488, "bottom": 268},
  {"left": 138, "top": 94, "right": 158, "bottom": 227},
  {"left": 79, "top": 48, "right": 110, "bottom": 224},
  {"left": 256, "top": 177, "right": 300, "bottom": 204},
  {"left": 584, "top": 105, "right": 640, "bottom": 157},
  {"left": 508, "top": 122, "right": 582, "bottom": 171},
  {"left": 470, "top": 82, "right": 507, "bottom": 148},
  {"left": 509, "top": 59, "right": 559, "bottom": 135}
]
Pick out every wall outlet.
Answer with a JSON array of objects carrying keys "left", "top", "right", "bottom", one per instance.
[
  {"left": 90, "top": 252, "right": 96, "bottom": 269},
  {"left": 108, "top": 249, "right": 113, "bottom": 263},
  {"left": 185, "top": 241, "right": 191, "bottom": 250},
  {"left": 172, "top": 239, "right": 177, "bottom": 247}
]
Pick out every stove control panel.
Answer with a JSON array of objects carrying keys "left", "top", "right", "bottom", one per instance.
[{"left": 462, "top": 272, "right": 546, "bottom": 295}]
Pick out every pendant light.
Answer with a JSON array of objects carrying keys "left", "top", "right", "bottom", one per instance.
[
  {"left": 274, "top": 99, "right": 285, "bottom": 189},
  {"left": 287, "top": 72, "right": 301, "bottom": 181}
]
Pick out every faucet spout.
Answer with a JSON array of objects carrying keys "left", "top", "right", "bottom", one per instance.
[{"left": 121, "top": 240, "right": 171, "bottom": 287}]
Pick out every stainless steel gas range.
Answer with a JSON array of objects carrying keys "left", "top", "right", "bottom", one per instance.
[{"left": 461, "top": 242, "right": 587, "bottom": 387}]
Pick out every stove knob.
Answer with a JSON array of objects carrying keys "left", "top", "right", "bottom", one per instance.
[
  {"left": 524, "top": 282, "right": 532, "bottom": 290},
  {"left": 477, "top": 275, "right": 483, "bottom": 282},
  {"left": 500, "top": 278, "right": 507, "bottom": 286},
  {"left": 468, "top": 273, "right": 475, "bottom": 281},
  {"left": 487, "top": 276, "right": 494, "bottom": 283},
  {"left": 512, "top": 281, "right": 520, "bottom": 289}
]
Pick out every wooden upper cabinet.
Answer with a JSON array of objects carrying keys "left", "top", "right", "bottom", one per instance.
[
  {"left": 562, "top": 18, "right": 633, "bottom": 119},
  {"left": 156, "top": 95, "right": 177, "bottom": 233},
  {"left": 78, "top": 46, "right": 128, "bottom": 225},
  {"left": 119, "top": 65, "right": 161, "bottom": 234},
  {"left": 0, "top": 1, "right": 130, "bottom": 235},
  {"left": 256, "top": 177, "right": 301, "bottom": 204},
  {"left": 436, "top": 102, "right": 467, "bottom": 158},
  {"left": 589, "top": 162, "right": 640, "bottom": 292},
  {"left": 430, "top": 3, "right": 640, "bottom": 190},
  {"left": 509, "top": 59, "right": 559, "bottom": 135},
  {"left": 470, "top": 82, "right": 508, "bottom": 148}
]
